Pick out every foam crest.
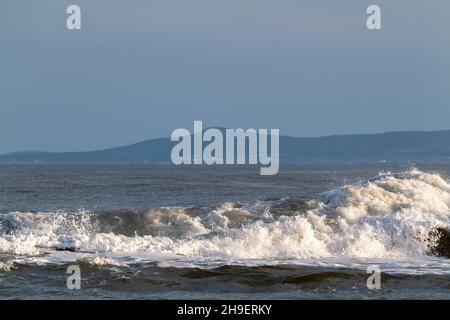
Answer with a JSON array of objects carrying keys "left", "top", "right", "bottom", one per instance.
[
  {"left": 0, "top": 260, "right": 17, "bottom": 272},
  {"left": 0, "top": 169, "right": 449, "bottom": 268}
]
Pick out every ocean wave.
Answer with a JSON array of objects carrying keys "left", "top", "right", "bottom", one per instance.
[
  {"left": 1, "top": 169, "right": 449, "bottom": 269},
  {"left": 0, "top": 260, "right": 17, "bottom": 272}
]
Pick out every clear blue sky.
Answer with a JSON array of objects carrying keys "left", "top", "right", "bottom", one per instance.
[{"left": 1, "top": 0, "right": 449, "bottom": 153}]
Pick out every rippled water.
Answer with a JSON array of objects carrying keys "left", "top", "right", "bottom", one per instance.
[{"left": 0, "top": 164, "right": 449, "bottom": 299}]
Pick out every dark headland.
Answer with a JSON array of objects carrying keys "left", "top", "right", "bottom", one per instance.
[{"left": 2, "top": 129, "right": 450, "bottom": 164}]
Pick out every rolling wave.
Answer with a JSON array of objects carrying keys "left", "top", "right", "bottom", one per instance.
[{"left": 1, "top": 168, "right": 449, "bottom": 272}]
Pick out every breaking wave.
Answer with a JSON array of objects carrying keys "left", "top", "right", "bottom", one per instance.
[{"left": 1, "top": 169, "right": 449, "bottom": 270}]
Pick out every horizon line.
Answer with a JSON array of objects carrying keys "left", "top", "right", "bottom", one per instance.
[{"left": 2, "top": 127, "right": 450, "bottom": 156}]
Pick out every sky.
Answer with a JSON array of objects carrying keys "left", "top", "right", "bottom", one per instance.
[{"left": 0, "top": 0, "right": 449, "bottom": 153}]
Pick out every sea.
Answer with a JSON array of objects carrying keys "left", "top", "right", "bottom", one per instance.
[{"left": 0, "top": 164, "right": 449, "bottom": 299}]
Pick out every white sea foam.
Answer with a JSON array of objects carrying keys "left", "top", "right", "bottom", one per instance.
[
  {"left": 1, "top": 169, "right": 449, "bottom": 273},
  {"left": 0, "top": 260, "right": 17, "bottom": 272}
]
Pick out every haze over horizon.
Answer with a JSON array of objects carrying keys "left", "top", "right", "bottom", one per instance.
[
  {"left": 1, "top": 0, "right": 450, "bottom": 154},
  {"left": 3, "top": 127, "right": 450, "bottom": 155},
  {"left": 6, "top": 124, "right": 450, "bottom": 155}
]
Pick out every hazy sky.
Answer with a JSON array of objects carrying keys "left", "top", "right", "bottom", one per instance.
[{"left": 1, "top": 0, "right": 449, "bottom": 153}]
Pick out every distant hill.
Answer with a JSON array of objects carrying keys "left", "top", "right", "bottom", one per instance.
[{"left": 2, "top": 130, "right": 450, "bottom": 164}]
